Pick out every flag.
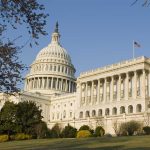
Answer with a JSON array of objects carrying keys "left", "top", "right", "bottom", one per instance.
[{"left": 134, "top": 41, "right": 141, "bottom": 48}]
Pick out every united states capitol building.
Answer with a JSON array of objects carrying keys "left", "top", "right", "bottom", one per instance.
[{"left": 1, "top": 23, "right": 150, "bottom": 134}]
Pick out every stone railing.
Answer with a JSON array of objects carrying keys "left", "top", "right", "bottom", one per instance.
[{"left": 80, "top": 56, "right": 149, "bottom": 77}]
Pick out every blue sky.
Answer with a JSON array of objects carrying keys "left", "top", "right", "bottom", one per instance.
[{"left": 6, "top": 0, "right": 150, "bottom": 87}]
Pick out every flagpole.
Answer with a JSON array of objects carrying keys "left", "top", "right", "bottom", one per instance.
[{"left": 133, "top": 40, "right": 135, "bottom": 59}]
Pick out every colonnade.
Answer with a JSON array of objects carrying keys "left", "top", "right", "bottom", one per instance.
[
  {"left": 25, "top": 77, "right": 76, "bottom": 93},
  {"left": 80, "top": 69, "right": 150, "bottom": 106}
]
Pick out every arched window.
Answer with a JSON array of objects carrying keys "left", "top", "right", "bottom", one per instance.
[
  {"left": 79, "top": 112, "right": 83, "bottom": 118},
  {"left": 98, "top": 109, "right": 103, "bottom": 116},
  {"left": 85, "top": 111, "right": 90, "bottom": 117},
  {"left": 105, "top": 108, "right": 110, "bottom": 116},
  {"left": 136, "top": 104, "right": 142, "bottom": 112},
  {"left": 112, "top": 107, "right": 117, "bottom": 115},
  {"left": 128, "top": 105, "right": 133, "bottom": 114},
  {"left": 92, "top": 110, "right": 96, "bottom": 117},
  {"left": 120, "top": 106, "right": 125, "bottom": 114}
]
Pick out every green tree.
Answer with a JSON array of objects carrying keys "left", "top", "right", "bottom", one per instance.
[
  {"left": 15, "top": 101, "right": 43, "bottom": 135},
  {"left": 50, "top": 123, "right": 61, "bottom": 138},
  {"left": 34, "top": 121, "right": 49, "bottom": 139},
  {"left": 79, "top": 125, "right": 90, "bottom": 131},
  {"left": 0, "top": 0, "right": 48, "bottom": 94},
  {"left": 61, "top": 124, "right": 77, "bottom": 138},
  {"left": 94, "top": 126, "right": 105, "bottom": 137},
  {"left": 0, "top": 101, "right": 17, "bottom": 139}
]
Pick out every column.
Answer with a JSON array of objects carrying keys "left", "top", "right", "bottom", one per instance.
[
  {"left": 111, "top": 76, "right": 114, "bottom": 102},
  {"left": 133, "top": 71, "right": 137, "bottom": 99},
  {"left": 56, "top": 78, "right": 58, "bottom": 90},
  {"left": 85, "top": 82, "right": 88, "bottom": 105},
  {"left": 104, "top": 78, "right": 106, "bottom": 103},
  {"left": 69, "top": 81, "right": 71, "bottom": 92},
  {"left": 65, "top": 79, "right": 68, "bottom": 91},
  {"left": 125, "top": 73, "right": 129, "bottom": 100},
  {"left": 97, "top": 79, "right": 100, "bottom": 104},
  {"left": 142, "top": 69, "right": 146, "bottom": 98},
  {"left": 80, "top": 83, "right": 82, "bottom": 107},
  {"left": 51, "top": 77, "right": 53, "bottom": 89},
  {"left": 91, "top": 81, "right": 94, "bottom": 104},
  {"left": 118, "top": 75, "right": 121, "bottom": 101},
  {"left": 24, "top": 79, "right": 27, "bottom": 90},
  {"left": 61, "top": 78, "right": 63, "bottom": 91}
]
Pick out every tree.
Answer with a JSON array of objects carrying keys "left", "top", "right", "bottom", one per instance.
[
  {"left": 61, "top": 124, "right": 77, "bottom": 138},
  {"left": 143, "top": 126, "right": 150, "bottom": 135},
  {"left": 15, "top": 101, "right": 43, "bottom": 134},
  {"left": 0, "top": 0, "right": 48, "bottom": 43},
  {"left": 0, "top": 101, "right": 44, "bottom": 139},
  {"left": 94, "top": 126, "right": 105, "bottom": 137},
  {"left": 119, "top": 120, "right": 142, "bottom": 136},
  {"left": 132, "top": 0, "right": 150, "bottom": 6},
  {"left": 34, "top": 121, "right": 49, "bottom": 139},
  {"left": 0, "top": 0, "right": 48, "bottom": 93},
  {"left": 50, "top": 123, "right": 61, "bottom": 138},
  {"left": 0, "top": 42, "right": 25, "bottom": 93},
  {"left": 79, "top": 125, "right": 90, "bottom": 131},
  {"left": 0, "top": 101, "right": 17, "bottom": 139}
]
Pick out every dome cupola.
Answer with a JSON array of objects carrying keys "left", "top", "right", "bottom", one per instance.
[{"left": 24, "top": 22, "right": 76, "bottom": 95}]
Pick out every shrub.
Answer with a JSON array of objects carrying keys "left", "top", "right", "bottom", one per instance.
[
  {"left": 14, "top": 133, "right": 32, "bottom": 140},
  {"left": 119, "top": 120, "right": 141, "bottom": 136},
  {"left": 94, "top": 126, "right": 105, "bottom": 137},
  {"left": 79, "top": 125, "right": 90, "bottom": 131},
  {"left": 50, "top": 123, "right": 61, "bottom": 138},
  {"left": 143, "top": 126, "right": 150, "bottom": 135},
  {"left": 61, "top": 124, "right": 77, "bottom": 138},
  {"left": 76, "top": 130, "right": 91, "bottom": 138},
  {"left": 34, "top": 121, "right": 48, "bottom": 139},
  {"left": 0, "top": 135, "right": 9, "bottom": 142}
]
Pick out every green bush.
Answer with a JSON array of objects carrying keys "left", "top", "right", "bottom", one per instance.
[
  {"left": 34, "top": 121, "right": 49, "bottom": 139},
  {"left": 79, "top": 125, "right": 90, "bottom": 131},
  {"left": 50, "top": 123, "right": 61, "bottom": 138},
  {"left": 14, "top": 133, "right": 32, "bottom": 140},
  {"left": 61, "top": 124, "right": 77, "bottom": 138},
  {"left": 94, "top": 126, "right": 105, "bottom": 137},
  {"left": 0, "top": 135, "right": 9, "bottom": 142},
  {"left": 119, "top": 120, "right": 141, "bottom": 136},
  {"left": 76, "top": 130, "right": 91, "bottom": 138},
  {"left": 143, "top": 126, "right": 150, "bottom": 135}
]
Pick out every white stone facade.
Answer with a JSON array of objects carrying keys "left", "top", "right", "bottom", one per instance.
[{"left": 1, "top": 24, "right": 150, "bottom": 134}]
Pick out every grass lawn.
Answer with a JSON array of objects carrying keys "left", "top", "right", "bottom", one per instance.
[{"left": 0, "top": 135, "right": 150, "bottom": 150}]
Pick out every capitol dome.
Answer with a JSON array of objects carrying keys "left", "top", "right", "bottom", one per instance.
[{"left": 24, "top": 22, "right": 76, "bottom": 95}]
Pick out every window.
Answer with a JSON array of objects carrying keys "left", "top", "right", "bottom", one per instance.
[
  {"left": 92, "top": 110, "right": 96, "bottom": 117},
  {"left": 128, "top": 105, "right": 133, "bottom": 113},
  {"left": 120, "top": 106, "right": 125, "bottom": 114},
  {"left": 98, "top": 109, "right": 102, "bottom": 116},
  {"left": 54, "top": 66, "right": 56, "bottom": 71},
  {"left": 112, "top": 107, "right": 117, "bottom": 115},
  {"left": 85, "top": 111, "right": 90, "bottom": 117},
  {"left": 79, "top": 112, "right": 83, "bottom": 118},
  {"left": 136, "top": 104, "right": 142, "bottom": 112},
  {"left": 70, "top": 112, "right": 72, "bottom": 118},
  {"left": 105, "top": 108, "right": 110, "bottom": 116},
  {"left": 63, "top": 110, "right": 66, "bottom": 118}
]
